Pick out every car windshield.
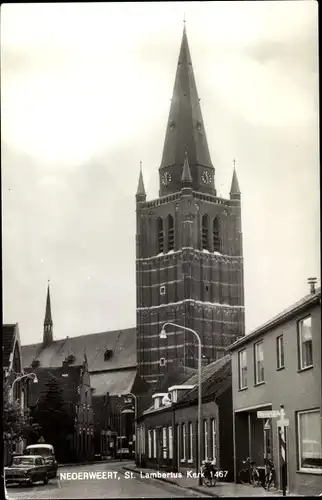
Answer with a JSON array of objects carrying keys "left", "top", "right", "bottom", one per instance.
[
  {"left": 12, "top": 457, "right": 35, "bottom": 466},
  {"left": 29, "top": 448, "right": 52, "bottom": 457}
]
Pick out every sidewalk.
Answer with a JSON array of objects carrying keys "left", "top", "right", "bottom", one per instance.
[
  {"left": 122, "top": 464, "right": 282, "bottom": 497},
  {"left": 58, "top": 459, "right": 131, "bottom": 468}
]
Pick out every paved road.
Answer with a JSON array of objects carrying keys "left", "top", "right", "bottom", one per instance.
[{"left": 7, "top": 461, "right": 206, "bottom": 499}]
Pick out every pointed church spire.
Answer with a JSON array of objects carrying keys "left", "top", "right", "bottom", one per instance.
[
  {"left": 181, "top": 150, "right": 192, "bottom": 188},
  {"left": 136, "top": 161, "right": 146, "bottom": 202},
  {"left": 159, "top": 24, "right": 215, "bottom": 196},
  {"left": 230, "top": 160, "right": 241, "bottom": 200},
  {"left": 43, "top": 280, "right": 53, "bottom": 347}
]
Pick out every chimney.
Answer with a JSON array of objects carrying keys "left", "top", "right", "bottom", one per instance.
[{"left": 308, "top": 277, "right": 317, "bottom": 294}]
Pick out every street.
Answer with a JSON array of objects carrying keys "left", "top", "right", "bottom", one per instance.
[{"left": 7, "top": 461, "right": 207, "bottom": 499}]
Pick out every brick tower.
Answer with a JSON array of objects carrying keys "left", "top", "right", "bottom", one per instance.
[{"left": 136, "top": 25, "right": 245, "bottom": 386}]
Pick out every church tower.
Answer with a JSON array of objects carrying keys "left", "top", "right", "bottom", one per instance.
[
  {"left": 136, "top": 25, "right": 245, "bottom": 386},
  {"left": 43, "top": 281, "right": 53, "bottom": 347}
]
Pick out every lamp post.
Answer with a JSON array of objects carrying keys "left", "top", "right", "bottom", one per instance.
[
  {"left": 118, "top": 393, "right": 137, "bottom": 462},
  {"left": 160, "top": 322, "right": 202, "bottom": 486},
  {"left": 10, "top": 373, "right": 38, "bottom": 400}
]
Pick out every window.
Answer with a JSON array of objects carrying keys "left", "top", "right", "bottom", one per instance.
[
  {"left": 160, "top": 358, "right": 166, "bottom": 367},
  {"left": 160, "top": 285, "right": 166, "bottom": 295},
  {"left": 204, "top": 420, "right": 208, "bottom": 461},
  {"left": 148, "top": 430, "right": 152, "bottom": 458},
  {"left": 169, "top": 426, "right": 173, "bottom": 459},
  {"left": 238, "top": 349, "right": 247, "bottom": 389},
  {"left": 213, "top": 218, "right": 220, "bottom": 252},
  {"left": 202, "top": 215, "right": 209, "bottom": 250},
  {"left": 298, "top": 316, "right": 313, "bottom": 369},
  {"left": 211, "top": 419, "right": 216, "bottom": 462},
  {"left": 167, "top": 214, "right": 174, "bottom": 251},
  {"left": 297, "top": 409, "right": 322, "bottom": 472},
  {"left": 162, "top": 427, "right": 167, "bottom": 458},
  {"left": 153, "top": 429, "right": 157, "bottom": 458},
  {"left": 254, "top": 341, "right": 264, "bottom": 384},
  {"left": 188, "top": 422, "right": 193, "bottom": 460},
  {"left": 181, "top": 423, "right": 186, "bottom": 461},
  {"left": 176, "top": 424, "right": 180, "bottom": 462},
  {"left": 276, "top": 335, "right": 285, "bottom": 369},
  {"left": 157, "top": 218, "right": 164, "bottom": 253}
]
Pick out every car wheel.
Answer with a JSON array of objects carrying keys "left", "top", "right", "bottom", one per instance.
[{"left": 43, "top": 475, "right": 48, "bottom": 485}]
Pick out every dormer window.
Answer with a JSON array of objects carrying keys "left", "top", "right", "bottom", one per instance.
[
  {"left": 104, "top": 349, "right": 113, "bottom": 361},
  {"left": 31, "top": 359, "right": 40, "bottom": 369},
  {"left": 66, "top": 354, "right": 75, "bottom": 364}
]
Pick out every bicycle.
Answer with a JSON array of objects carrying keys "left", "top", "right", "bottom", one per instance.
[
  {"left": 238, "top": 457, "right": 261, "bottom": 486},
  {"left": 201, "top": 460, "right": 217, "bottom": 487},
  {"left": 263, "top": 459, "right": 276, "bottom": 490}
]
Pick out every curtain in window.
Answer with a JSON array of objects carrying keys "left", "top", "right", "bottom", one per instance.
[{"left": 298, "top": 410, "right": 322, "bottom": 470}]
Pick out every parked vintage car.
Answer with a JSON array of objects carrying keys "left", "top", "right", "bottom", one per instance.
[
  {"left": 5, "top": 455, "right": 49, "bottom": 485},
  {"left": 25, "top": 444, "right": 58, "bottom": 479}
]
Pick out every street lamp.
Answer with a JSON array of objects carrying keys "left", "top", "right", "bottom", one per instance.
[
  {"left": 10, "top": 373, "right": 38, "bottom": 399},
  {"left": 118, "top": 393, "right": 137, "bottom": 463},
  {"left": 160, "top": 322, "right": 202, "bottom": 486}
]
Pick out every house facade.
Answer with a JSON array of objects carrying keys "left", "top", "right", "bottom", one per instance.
[
  {"left": 137, "top": 355, "right": 234, "bottom": 481},
  {"left": 26, "top": 356, "right": 94, "bottom": 463},
  {"left": 3, "top": 323, "right": 29, "bottom": 464},
  {"left": 229, "top": 284, "right": 322, "bottom": 496}
]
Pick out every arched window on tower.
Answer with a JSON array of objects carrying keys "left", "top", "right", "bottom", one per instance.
[
  {"left": 213, "top": 218, "right": 221, "bottom": 252},
  {"left": 202, "top": 214, "right": 209, "bottom": 250},
  {"left": 157, "top": 217, "right": 164, "bottom": 253},
  {"left": 167, "top": 214, "right": 174, "bottom": 252}
]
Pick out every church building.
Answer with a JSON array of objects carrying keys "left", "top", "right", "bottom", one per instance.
[{"left": 136, "top": 25, "right": 245, "bottom": 386}]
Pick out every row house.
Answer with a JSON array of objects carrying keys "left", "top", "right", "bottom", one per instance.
[
  {"left": 228, "top": 282, "right": 321, "bottom": 496},
  {"left": 137, "top": 355, "right": 234, "bottom": 481}
]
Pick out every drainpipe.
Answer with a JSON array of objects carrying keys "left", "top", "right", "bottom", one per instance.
[{"left": 172, "top": 403, "right": 177, "bottom": 472}]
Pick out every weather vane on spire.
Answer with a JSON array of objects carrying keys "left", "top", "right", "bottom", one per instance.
[
  {"left": 183, "top": 12, "right": 186, "bottom": 25},
  {"left": 233, "top": 158, "right": 236, "bottom": 169}
]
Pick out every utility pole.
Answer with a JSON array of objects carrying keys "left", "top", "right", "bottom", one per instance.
[{"left": 278, "top": 405, "right": 288, "bottom": 496}]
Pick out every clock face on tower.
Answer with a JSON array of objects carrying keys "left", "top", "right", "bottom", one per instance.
[
  {"left": 201, "top": 171, "right": 212, "bottom": 184},
  {"left": 161, "top": 172, "right": 172, "bottom": 186}
]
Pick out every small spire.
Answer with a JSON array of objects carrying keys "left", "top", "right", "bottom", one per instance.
[
  {"left": 136, "top": 161, "right": 146, "bottom": 201},
  {"left": 43, "top": 280, "right": 53, "bottom": 347},
  {"left": 230, "top": 160, "right": 241, "bottom": 200},
  {"left": 44, "top": 281, "right": 53, "bottom": 325},
  {"left": 181, "top": 151, "right": 192, "bottom": 188}
]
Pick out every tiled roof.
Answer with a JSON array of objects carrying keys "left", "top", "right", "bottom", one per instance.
[
  {"left": 155, "top": 364, "right": 197, "bottom": 393},
  {"left": 229, "top": 287, "right": 321, "bottom": 351},
  {"left": 90, "top": 369, "right": 137, "bottom": 397},
  {"left": 176, "top": 355, "right": 231, "bottom": 404},
  {"left": 21, "top": 328, "right": 136, "bottom": 373},
  {"left": 3, "top": 324, "right": 16, "bottom": 368}
]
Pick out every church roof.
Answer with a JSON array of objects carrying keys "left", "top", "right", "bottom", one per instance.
[
  {"left": 21, "top": 328, "right": 136, "bottom": 373},
  {"left": 160, "top": 25, "right": 213, "bottom": 182},
  {"left": 90, "top": 369, "right": 137, "bottom": 397}
]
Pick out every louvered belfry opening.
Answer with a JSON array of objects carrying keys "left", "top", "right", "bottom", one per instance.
[
  {"left": 167, "top": 214, "right": 174, "bottom": 251},
  {"left": 213, "top": 218, "right": 220, "bottom": 252},
  {"left": 157, "top": 217, "right": 164, "bottom": 253},
  {"left": 202, "top": 214, "right": 209, "bottom": 250}
]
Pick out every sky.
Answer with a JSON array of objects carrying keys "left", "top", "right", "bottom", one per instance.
[{"left": 1, "top": 1, "right": 319, "bottom": 346}]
